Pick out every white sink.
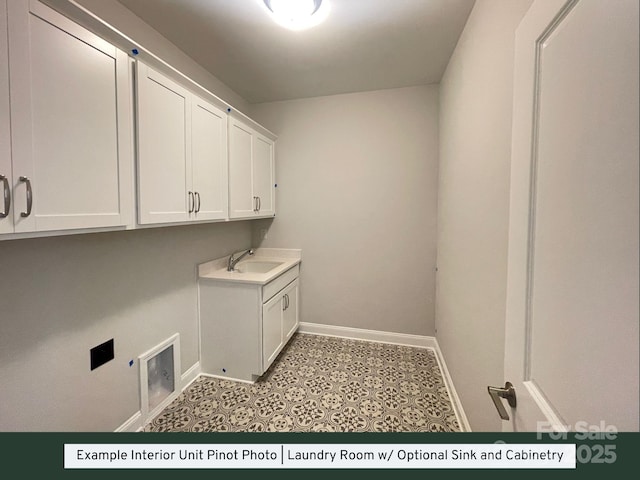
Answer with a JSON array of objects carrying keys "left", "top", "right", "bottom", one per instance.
[
  {"left": 198, "top": 248, "right": 301, "bottom": 285},
  {"left": 233, "top": 261, "right": 283, "bottom": 274}
]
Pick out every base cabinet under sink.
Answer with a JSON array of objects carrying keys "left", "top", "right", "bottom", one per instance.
[{"left": 198, "top": 265, "right": 299, "bottom": 382}]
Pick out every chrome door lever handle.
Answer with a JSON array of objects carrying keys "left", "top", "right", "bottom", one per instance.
[{"left": 487, "top": 381, "right": 517, "bottom": 421}]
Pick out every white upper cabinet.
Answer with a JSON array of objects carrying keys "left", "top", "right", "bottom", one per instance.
[
  {"left": 253, "top": 133, "right": 276, "bottom": 217},
  {"left": 1, "top": 1, "right": 275, "bottom": 237},
  {"left": 2, "top": 0, "right": 133, "bottom": 234},
  {"left": 229, "top": 117, "right": 275, "bottom": 219},
  {"left": 191, "top": 97, "right": 228, "bottom": 221},
  {"left": 0, "top": 0, "right": 11, "bottom": 234},
  {"left": 136, "top": 62, "right": 228, "bottom": 225},
  {"left": 136, "top": 63, "right": 190, "bottom": 224}
]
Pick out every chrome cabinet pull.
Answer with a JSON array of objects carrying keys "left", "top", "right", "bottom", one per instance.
[
  {"left": 283, "top": 293, "right": 289, "bottom": 311},
  {"left": 257, "top": 196, "right": 261, "bottom": 212},
  {"left": 0, "top": 175, "right": 10, "bottom": 218},
  {"left": 253, "top": 196, "right": 258, "bottom": 213},
  {"left": 19, "top": 176, "right": 32, "bottom": 218},
  {"left": 487, "top": 381, "right": 517, "bottom": 420},
  {"left": 195, "top": 192, "right": 201, "bottom": 213},
  {"left": 188, "top": 191, "right": 194, "bottom": 214}
]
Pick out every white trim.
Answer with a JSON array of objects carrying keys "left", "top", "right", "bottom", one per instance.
[
  {"left": 199, "top": 372, "right": 256, "bottom": 385},
  {"left": 524, "top": 380, "right": 569, "bottom": 432},
  {"left": 114, "top": 411, "right": 143, "bottom": 433},
  {"left": 297, "top": 323, "right": 470, "bottom": 431},
  {"left": 181, "top": 361, "right": 201, "bottom": 388},
  {"left": 298, "top": 322, "right": 436, "bottom": 349},
  {"left": 432, "top": 338, "right": 472, "bottom": 432}
]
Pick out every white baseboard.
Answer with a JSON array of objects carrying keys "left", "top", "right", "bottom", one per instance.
[
  {"left": 432, "top": 338, "right": 472, "bottom": 432},
  {"left": 114, "top": 411, "right": 143, "bottom": 433},
  {"left": 298, "top": 322, "right": 437, "bottom": 349},
  {"left": 181, "top": 361, "right": 201, "bottom": 388},
  {"left": 199, "top": 372, "right": 256, "bottom": 385},
  {"left": 297, "top": 322, "right": 471, "bottom": 432}
]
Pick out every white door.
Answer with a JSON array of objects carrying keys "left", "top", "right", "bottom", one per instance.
[
  {"left": 0, "top": 0, "right": 12, "bottom": 234},
  {"left": 282, "top": 279, "right": 299, "bottom": 341},
  {"left": 253, "top": 133, "right": 275, "bottom": 217},
  {"left": 136, "top": 63, "right": 190, "bottom": 224},
  {"left": 191, "top": 98, "right": 228, "bottom": 221},
  {"left": 262, "top": 293, "right": 284, "bottom": 372},
  {"left": 8, "top": 0, "right": 133, "bottom": 232},
  {"left": 500, "top": 0, "right": 639, "bottom": 432},
  {"left": 228, "top": 118, "right": 255, "bottom": 219}
]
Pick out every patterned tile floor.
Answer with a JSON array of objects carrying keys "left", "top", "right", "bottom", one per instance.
[{"left": 144, "top": 333, "right": 460, "bottom": 432}]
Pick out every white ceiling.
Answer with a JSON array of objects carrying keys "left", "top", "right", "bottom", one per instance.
[{"left": 117, "top": 0, "right": 476, "bottom": 104}]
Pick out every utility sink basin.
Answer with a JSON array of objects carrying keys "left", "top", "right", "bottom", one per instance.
[
  {"left": 233, "top": 261, "right": 283, "bottom": 274},
  {"left": 198, "top": 248, "right": 301, "bottom": 285}
]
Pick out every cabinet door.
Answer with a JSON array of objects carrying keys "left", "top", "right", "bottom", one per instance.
[
  {"left": 136, "top": 63, "right": 190, "bottom": 224},
  {"left": 7, "top": 0, "right": 133, "bottom": 232},
  {"left": 262, "top": 293, "right": 284, "bottom": 371},
  {"left": 228, "top": 118, "right": 255, "bottom": 219},
  {"left": 191, "top": 98, "right": 228, "bottom": 221},
  {"left": 253, "top": 133, "right": 275, "bottom": 217},
  {"left": 282, "top": 279, "right": 299, "bottom": 341},
  {"left": 0, "top": 0, "right": 12, "bottom": 234}
]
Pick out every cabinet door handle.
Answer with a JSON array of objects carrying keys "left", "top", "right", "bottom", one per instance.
[
  {"left": 0, "top": 175, "right": 10, "bottom": 218},
  {"left": 188, "top": 191, "right": 194, "bottom": 214},
  {"left": 195, "top": 192, "right": 201, "bottom": 213},
  {"left": 19, "top": 176, "right": 32, "bottom": 218},
  {"left": 257, "top": 196, "right": 261, "bottom": 212},
  {"left": 253, "top": 196, "right": 258, "bottom": 213},
  {"left": 284, "top": 293, "right": 289, "bottom": 310}
]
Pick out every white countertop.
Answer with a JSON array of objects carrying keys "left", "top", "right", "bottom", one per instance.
[{"left": 198, "top": 248, "right": 302, "bottom": 285}]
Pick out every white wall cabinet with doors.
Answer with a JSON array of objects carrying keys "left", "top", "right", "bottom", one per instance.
[
  {"left": 198, "top": 262, "right": 300, "bottom": 382},
  {"left": 136, "top": 62, "right": 228, "bottom": 225},
  {"left": 228, "top": 117, "right": 276, "bottom": 219},
  {"left": 0, "top": 0, "right": 134, "bottom": 237}
]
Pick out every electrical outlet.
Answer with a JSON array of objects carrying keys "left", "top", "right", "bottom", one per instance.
[{"left": 90, "top": 339, "right": 114, "bottom": 370}]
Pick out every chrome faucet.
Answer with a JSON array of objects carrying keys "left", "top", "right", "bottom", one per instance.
[{"left": 227, "top": 248, "right": 254, "bottom": 271}]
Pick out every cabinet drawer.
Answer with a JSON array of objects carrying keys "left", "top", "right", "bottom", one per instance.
[{"left": 262, "top": 264, "right": 299, "bottom": 303}]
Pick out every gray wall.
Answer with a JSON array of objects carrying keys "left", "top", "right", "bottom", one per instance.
[
  {"left": 0, "top": 222, "right": 252, "bottom": 431},
  {"left": 250, "top": 85, "right": 439, "bottom": 336},
  {"left": 436, "top": 0, "right": 533, "bottom": 431}
]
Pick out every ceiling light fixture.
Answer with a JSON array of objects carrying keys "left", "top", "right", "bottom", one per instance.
[{"left": 263, "top": 0, "right": 330, "bottom": 31}]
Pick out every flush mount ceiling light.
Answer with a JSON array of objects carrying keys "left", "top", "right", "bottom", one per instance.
[{"left": 263, "top": 0, "right": 330, "bottom": 31}]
